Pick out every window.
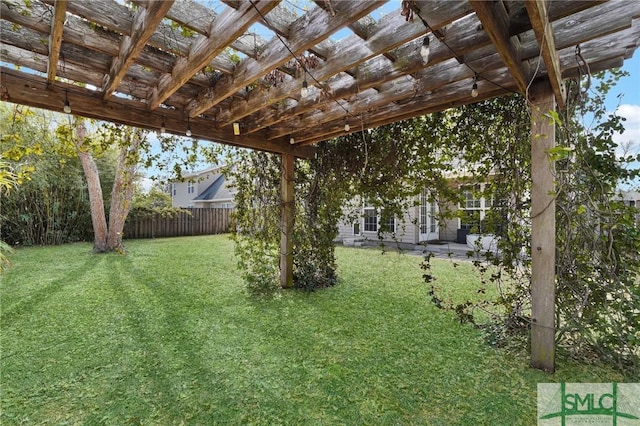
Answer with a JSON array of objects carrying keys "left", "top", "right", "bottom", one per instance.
[
  {"left": 364, "top": 207, "right": 377, "bottom": 232},
  {"left": 187, "top": 181, "right": 195, "bottom": 194},
  {"left": 353, "top": 222, "right": 360, "bottom": 235},
  {"left": 460, "top": 184, "right": 485, "bottom": 231},
  {"left": 363, "top": 203, "right": 394, "bottom": 233},
  {"left": 463, "top": 185, "right": 481, "bottom": 209},
  {"left": 172, "top": 183, "right": 176, "bottom": 196},
  {"left": 420, "top": 189, "right": 437, "bottom": 234},
  {"left": 380, "top": 211, "right": 395, "bottom": 233}
]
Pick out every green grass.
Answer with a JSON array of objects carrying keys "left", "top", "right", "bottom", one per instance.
[{"left": 0, "top": 235, "right": 627, "bottom": 425}]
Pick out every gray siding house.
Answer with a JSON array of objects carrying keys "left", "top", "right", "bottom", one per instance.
[
  {"left": 337, "top": 184, "right": 493, "bottom": 246},
  {"left": 171, "top": 166, "right": 234, "bottom": 209}
]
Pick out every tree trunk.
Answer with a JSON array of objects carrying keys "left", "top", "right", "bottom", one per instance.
[
  {"left": 75, "top": 123, "right": 109, "bottom": 252},
  {"left": 106, "top": 130, "right": 141, "bottom": 250}
]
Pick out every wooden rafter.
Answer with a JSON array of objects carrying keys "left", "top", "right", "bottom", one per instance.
[
  {"left": 470, "top": 0, "right": 531, "bottom": 95},
  {"left": 148, "top": 0, "right": 281, "bottom": 110},
  {"left": 47, "top": 0, "right": 67, "bottom": 84},
  {"left": 187, "top": 0, "right": 386, "bottom": 118},
  {"left": 243, "top": 11, "right": 488, "bottom": 134},
  {"left": 103, "top": 0, "right": 174, "bottom": 99},
  {"left": 295, "top": 72, "right": 516, "bottom": 145},
  {"left": 2, "top": 0, "right": 640, "bottom": 155},
  {"left": 267, "top": 54, "right": 505, "bottom": 141},
  {"left": 215, "top": 0, "right": 471, "bottom": 127},
  {"left": 525, "top": 0, "right": 566, "bottom": 108}
]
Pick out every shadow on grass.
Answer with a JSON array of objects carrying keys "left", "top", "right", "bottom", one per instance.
[{"left": 0, "top": 254, "right": 99, "bottom": 326}]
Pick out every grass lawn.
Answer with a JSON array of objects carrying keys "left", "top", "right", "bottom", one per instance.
[{"left": 0, "top": 235, "right": 627, "bottom": 425}]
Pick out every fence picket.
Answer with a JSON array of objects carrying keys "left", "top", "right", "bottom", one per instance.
[{"left": 124, "top": 208, "right": 233, "bottom": 239}]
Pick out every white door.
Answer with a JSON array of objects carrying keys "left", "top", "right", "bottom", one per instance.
[{"left": 419, "top": 188, "right": 439, "bottom": 241}]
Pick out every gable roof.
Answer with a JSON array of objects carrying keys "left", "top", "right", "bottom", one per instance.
[{"left": 192, "top": 174, "right": 233, "bottom": 202}]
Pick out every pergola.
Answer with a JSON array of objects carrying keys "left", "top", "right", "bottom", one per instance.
[{"left": 1, "top": 0, "right": 639, "bottom": 372}]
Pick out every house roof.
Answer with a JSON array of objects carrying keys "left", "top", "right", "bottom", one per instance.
[
  {"left": 192, "top": 174, "right": 233, "bottom": 202},
  {"left": 1, "top": 1, "right": 639, "bottom": 158}
]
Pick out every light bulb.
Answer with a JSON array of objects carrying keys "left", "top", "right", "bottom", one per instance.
[
  {"left": 289, "top": 137, "right": 295, "bottom": 144},
  {"left": 233, "top": 122, "right": 240, "bottom": 135},
  {"left": 63, "top": 100, "right": 71, "bottom": 114},
  {"left": 160, "top": 120, "right": 166, "bottom": 134},
  {"left": 420, "top": 36, "right": 430, "bottom": 64},
  {"left": 344, "top": 122, "right": 350, "bottom": 132},
  {"left": 186, "top": 127, "right": 192, "bottom": 137},
  {"left": 300, "top": 79, "right": 309, "bottom": 97},
  {"left": 471, "top": 82, "right": 478, "bottom": 98}
]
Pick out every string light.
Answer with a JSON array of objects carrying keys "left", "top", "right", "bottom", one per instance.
[
  {"left": 471, "top": 75, "right": 479, "bottom": 98},
  {"left": 233, "top": 122, "right": 240, "bottom": 135},
  {"left": 160, "top": 117, "right": 166, "bottom": 134},
  {"left": 63, "top": 90, "right": 71, "bottom": 114},
  {"left": 289, "top": 136, "right": 295, "bottom": 144},
  {"left": 300, "top": 77, "right": 309, "bottom": 97},
  {"left": 344, "top": 117, "right": 350, "bottom": 132},
  {"left": 186, "top": 117, "right": 192, "bottom": 137},
  {"left": 420, "top": 35, "right": 430, "bottom": 64}
]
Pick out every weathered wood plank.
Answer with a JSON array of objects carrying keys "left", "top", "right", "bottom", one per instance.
[
  {"left": 292, "top": 69, "right": 516, "bottom": 144},
  {"left": 245, "top": 12, "right": 491, "bottom": 133},
  {"left": 520, "top": 1, "right": 640, "bottom": 60},
  {"left": 2, "top": 0, "right": 226, "bottom": 84},
  {"left": 103, "top": 0, "right": 174, "bottom": 99},
  {"left": 525, "top": 0, "right": 566, "bottom": 108},
  {"left": 280, "top": 153, "right": 295, "bottom": 289},
  {"left": 188, "top": 0, "right": 386, "bottom": 118},
  {"left": 529, "top": 79, "right": 556, "bottom": 373},
  {"left": 216, "top": 0, "right": 472, "bottom": 127},
  {"left": 267, "top": 51, "right": 506, "bottom": 140},
  {"left": 0, "top": 67, "right": 314, "bottom": 158},
  {"left": 47, "top": 0, "right": 67, "bottom": 83},
  {"left": 470, "top": 0, "right": 531, "bottom": 94},
  {"left": 148, "top": 0, "right": 281, "bottom": 110}
]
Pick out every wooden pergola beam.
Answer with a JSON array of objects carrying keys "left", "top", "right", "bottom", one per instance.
[
  {"left": 0, "top": 67, "right": 314, "bottom": 159},
  {"left": 245, "top": 13, "right": 491, "bottom": 133},
  {"left": 215, "top": 0, "right": 472, "bottom": 127},
  {"left": 292, "top": 70, "right": 516, "bottom": 144},
  {"left": 525, "top": 0, "right": 566, "bottom": 109},
  {"left": 148, "top": 0, "right": 281, "bottom": 110},
  {"left": 470, "top": 0, "right": 531, "bottom": 94},
  {"left": 103, "top": 0, "right": 174, "bottom": 99},
  {"left": 47, "top": 0, "right": 67, "bottom": 84},
  {"left": 187, "top": 0, "right": 386, "bottom": 118}
]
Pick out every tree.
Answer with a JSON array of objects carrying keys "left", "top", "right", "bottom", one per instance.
[{"left": 61, "top": 119, "right": 146, "bottom": 252}]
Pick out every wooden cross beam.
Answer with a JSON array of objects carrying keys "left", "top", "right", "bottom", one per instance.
[
  {"left": 47, "top": 0, "right": 67, "bottom": 84},
  {"left": 148, "top": 0, "right": 281, "bottom": 110},
  {"left": 187, "top": 0, "right": 386, "bottom": 118},
  {"left": 525, "top": 0, "right": 566, "bottom": 109},
  {"left": 470, "top": 0, "right": 531, "bottom": 95},
  {"left": 103, "top": 0, "right": 174, "bottom": 99}
]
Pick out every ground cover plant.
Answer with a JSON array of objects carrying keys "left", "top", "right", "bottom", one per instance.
[{"left": 1, "top": 235, "right": 629, "bottom": 425}]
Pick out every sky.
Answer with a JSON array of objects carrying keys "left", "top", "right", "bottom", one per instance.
[{"left": 608, "top": 54, "right": 640, "bottom": 157}]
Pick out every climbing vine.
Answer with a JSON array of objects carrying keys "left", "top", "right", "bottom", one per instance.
[{"left": 229, "top": 71, "right": 638, "bottom": 375}]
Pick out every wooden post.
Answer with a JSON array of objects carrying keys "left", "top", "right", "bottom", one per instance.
[
  {"left": 280, "top": 153, "right": 295, "bottom": 288},
  {"left": 530, "top": 80, "right": 556, "bottom": 372}
]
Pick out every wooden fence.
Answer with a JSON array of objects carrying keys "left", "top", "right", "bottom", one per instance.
[{"left": 124, "top": 208, "right": 233, "bottom": 239}]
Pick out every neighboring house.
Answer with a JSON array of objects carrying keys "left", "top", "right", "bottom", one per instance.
[
  {"left": 171, "top": 166, "right": 234, "bottom": 209},
  {"left": 337, "top": 183, "right": 493, "bottom": 246},
  {"left": 621, "top": 190, "right": 640, "bottom": 226}
]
